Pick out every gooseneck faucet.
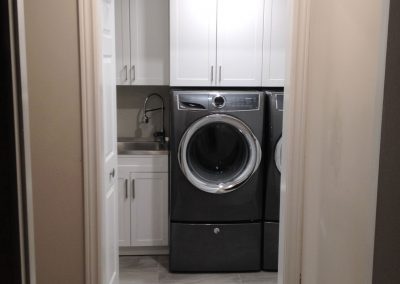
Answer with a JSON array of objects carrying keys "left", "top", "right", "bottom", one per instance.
[{"left": 143, "top": 93, "right": 165, "bottom": 143}]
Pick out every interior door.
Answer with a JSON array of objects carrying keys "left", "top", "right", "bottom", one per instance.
[
  {"left": 130, "top": 0, "right": 170, "bottom": 85},
  {"left": 216, "top": 0, "right": 264, "bottom": 86},
  {"left": 170, "top": 0, "right": 217, "bottom": 86},
  {"left": 100, "top": 0, "right": 119, "bottom": 283}
]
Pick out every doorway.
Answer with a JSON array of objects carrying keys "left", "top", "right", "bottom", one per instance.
[{"left": 78, "top": 0, "right": 305, "bottom": 283}]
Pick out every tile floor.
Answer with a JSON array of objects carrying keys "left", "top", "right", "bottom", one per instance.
[{"left": 119, "top": 255, "right": 277, "bottom": 284}]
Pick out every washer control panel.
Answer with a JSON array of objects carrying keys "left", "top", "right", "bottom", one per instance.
[
  {"left": 177, "top": 91, "right": 261, "bottom": 111},
  {"left": 210, "top": 93, "right": 260, "bottom": 111}
]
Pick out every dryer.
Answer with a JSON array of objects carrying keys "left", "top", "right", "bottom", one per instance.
[
  {"left": 169, "top": 90, "right": 265, "bottom": 272},
  {"left": 263, "top": 91, "right": 284, "bottom": 271}
]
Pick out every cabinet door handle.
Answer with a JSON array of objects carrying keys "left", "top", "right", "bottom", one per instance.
[
  {"left": 219, "top": 66, "right": 222, "bottom": 82},
  {"left": 132, "top": 179, "right": 135, "bottom": 199},
  {"left": 131, "top": 65, "right": 135, "bottom": 83},
  {"left": 211, "top": 66, "right": 214, "bottom": 82},
  {"left": 110, "top": 168, "right": 115, "bottom": 178},
  {"left": 125, "top": 179, "right": 128, "bottom": 199},
  {"left": 123, "top": 65, "right": 127, "bottom": 82}
]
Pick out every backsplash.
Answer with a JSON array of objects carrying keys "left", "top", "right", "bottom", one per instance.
[{"left": 117, "top": 86, "right": 170, "bottom": 140}]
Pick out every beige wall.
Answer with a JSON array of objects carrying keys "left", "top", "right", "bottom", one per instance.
[
  {"left": 24, "top": 0, "right": 85, "bottom": 283},
  {"left": 300, "top": 0, "right": 389, "bottom": 283},
  {"left": 117, "top": 86, "right": 170, "bottom": 139}
]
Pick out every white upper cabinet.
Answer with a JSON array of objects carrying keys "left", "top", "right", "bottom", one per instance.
[
  {"left": 262, "top": 0, "right": 287, "bottom": 87},
  {"left": 170, "top": 0, "right": 217, "bottom": 86},
  {"left": 115, "top": 0, "right": 169, "bottom": 85},
  {"left": 130, "top": 0, "right": 169, "bottom": 85},
  {"left": 115, "top": 0, "right": 130, "bottom": 85},
  {"left": 216, "top": 0, "right": 264, "bottom": 86},
  {"left": 170, "top": 0, "right": 264, "bottom": 87}
]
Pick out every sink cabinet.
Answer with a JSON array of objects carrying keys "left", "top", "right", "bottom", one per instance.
[{"left": 118, "top": 155, "right": 168, "bottom": 250}]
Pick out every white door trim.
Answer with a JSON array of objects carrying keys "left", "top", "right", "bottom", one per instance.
[
  {"left": 277, "top": 0, "right": 311, "bottom": 283},
  {"left": 78, "top": 0, "right": 312, "bottom": 283},
  {"left": 78, "top": 0, "right": 102, "bottom": 283}
]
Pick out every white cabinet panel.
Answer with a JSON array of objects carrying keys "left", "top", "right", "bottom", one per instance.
[
  {"left": 216, "top": 0, "right": 264, "bottom": 86},
  {"left": 130, "top": 0, "right": 169, "bottom": 85},
  {"left": 118, "top": 170, "right": 131, "bottom": 247},
  {"left": 170, "top": 0, "right": 217, "bottom": 86},
  {"left": 130, "top": 172, "right": 168, "bottom": 246},
  {"left": 262, "top": 0, "right": 286, "bottom": 87},
  {"left": 118, "top": 155, "right": 168, "bottom": 172},
  {"left": 115, "top": 0, "right": 130, "bottom": 85},
  {"left": 115, "top": 0, "right": 169, "bottom": 85},
  {"left": 118, "top": 155, "right": 168, "bottom": 250}
]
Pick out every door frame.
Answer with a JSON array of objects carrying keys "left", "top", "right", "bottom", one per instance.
[
  {"left": 9, "top": 0, "right": 37, "bottom": 282},
  {"left": 78, "top": 0, "right": 102, "bottom": 283},
  {"left": 78, "top": 0, "right": 311, "bottom": 283}
]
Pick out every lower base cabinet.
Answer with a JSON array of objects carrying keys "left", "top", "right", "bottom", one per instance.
[{"left": 118, "top": 155, "right": 168, "bottom": 249}]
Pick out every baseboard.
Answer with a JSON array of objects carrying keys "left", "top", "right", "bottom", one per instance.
[{"left": 119, "top": 246, "right": 169, "bottom": 256}]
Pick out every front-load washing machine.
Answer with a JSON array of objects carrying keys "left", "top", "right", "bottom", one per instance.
[
  {"left": 263, "top": 91, "right": 284, "bottom": 271},
  {"left": 169, "top": 90, "right": 265, "bottom": 272}
]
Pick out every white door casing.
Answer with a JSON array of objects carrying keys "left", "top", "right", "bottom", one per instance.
[
  {"left": 100, "top": 0, "right": 119, "bottom": 283},
  {"left": 216, "top": 0, "right": 264, "bottom": 86}
]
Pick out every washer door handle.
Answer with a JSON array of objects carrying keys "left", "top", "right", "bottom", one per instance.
[{"left": 275, "top": 137, "right": 283, "bottom": 173}]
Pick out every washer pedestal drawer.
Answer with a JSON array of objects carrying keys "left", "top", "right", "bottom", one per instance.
[
  {"left": 169, "top": 222, "right": 262, "bottom": 272},
  {"left": 263, "top": 221, "right": 279, "bottom": 271}
]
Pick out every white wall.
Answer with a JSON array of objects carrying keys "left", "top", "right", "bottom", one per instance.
[{"left": 300, "top": 0, "right": 389, "bottom": 283}]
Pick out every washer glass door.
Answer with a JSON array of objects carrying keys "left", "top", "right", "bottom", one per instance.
[{"left": 179, "top": 114, "right": 261, "bottom": 194}]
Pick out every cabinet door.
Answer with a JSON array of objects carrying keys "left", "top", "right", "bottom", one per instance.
[
  {"left": 115, "top": 0, "right": 131, "bottom": 85},
  {"left": 118, "top": 169, "right": 131, "bottom": 247},
  {"left": 216, "top": 0, "right": 264, "bottom": 86},
  {"left": 130, "top": 0, "right": 169, "bottom": 85},
  {"left": 170, "top": 0, "right": 217, "bottom": 86},
  {"left": 130, "top": 172, "right": 168, "bottom": 246},
  {"left": 262, "top": 0, "right": 286, "bottom": 87}
]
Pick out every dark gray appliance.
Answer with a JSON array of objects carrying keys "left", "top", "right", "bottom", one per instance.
[
  {"left": 169, "top": 90, "right": 265, "bottom": 272},
  {"left": 263, "top": 91, "right": 284, "bottom": 271}
]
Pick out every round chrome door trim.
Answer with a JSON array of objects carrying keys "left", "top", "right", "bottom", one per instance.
[
  {"left": 275, "top": 137, "right": 282, "bottom": 173},
  {"left": 178, "top": 114, "right": 262, "bottom": 194},
  {"left": 212, "top": 95, "right": 226, "bottom": 109}
]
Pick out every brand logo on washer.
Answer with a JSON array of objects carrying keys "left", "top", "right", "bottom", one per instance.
[{"left": 214, "top": 228, "right": 220, "bottom": 234}]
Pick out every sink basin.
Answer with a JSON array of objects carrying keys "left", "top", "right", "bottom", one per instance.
[{"left": 118, "top": 141, "right": 169, "bottom": 155}]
